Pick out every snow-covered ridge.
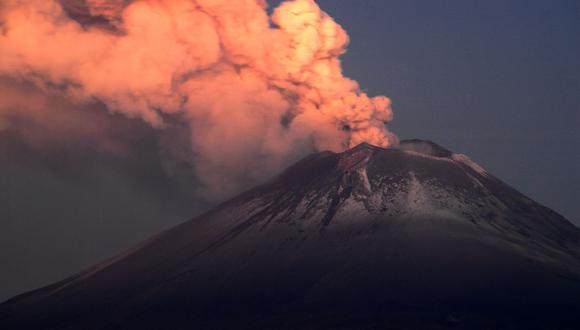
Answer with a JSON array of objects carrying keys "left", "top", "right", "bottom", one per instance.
[
  {"left": 398, "top": 139, "right": 452, "bottom": 158},
  {"left": 346, "top": 140, "right": 488, "bottom": 178},
  {"left": 451, "top": 153, "right": 488, "bottom": 176}
]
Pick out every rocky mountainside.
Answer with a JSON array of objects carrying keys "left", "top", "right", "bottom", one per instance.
[{"left": 2, "top": 139, "right": 580, "bottom": 329}]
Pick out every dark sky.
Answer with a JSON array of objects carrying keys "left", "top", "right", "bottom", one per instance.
[{"left": 1, "top": 0, "right": 578, "bottom": 302}]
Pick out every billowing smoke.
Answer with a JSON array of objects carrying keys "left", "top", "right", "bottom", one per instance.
[{"left": 0, "top": 0, "right": 396, "bottom": 198}]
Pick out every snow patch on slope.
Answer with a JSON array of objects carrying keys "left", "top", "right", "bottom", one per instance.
[
  {"left": 452, "top": 153, "right": 488, "bottom": 176},
  {"left": 357, "top": 167, "right": 372, "bottom": 193},
  {"left": 405, "top": 172, "right": 433, "bottom": 215}
]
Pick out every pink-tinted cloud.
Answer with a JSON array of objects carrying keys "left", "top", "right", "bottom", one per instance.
[{"left": 0, "top": 0, "right": 397, "bottom": 198}]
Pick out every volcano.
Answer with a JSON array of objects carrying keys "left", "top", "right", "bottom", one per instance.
[{"left": 2, "top": 139, "right": 580, "bottom": 329}]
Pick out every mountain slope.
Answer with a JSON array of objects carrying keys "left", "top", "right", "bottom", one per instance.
[{"left": 2, "top": 140, "right": 580, "bottom": 329}]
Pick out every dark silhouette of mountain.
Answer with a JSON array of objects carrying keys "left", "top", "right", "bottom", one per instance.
[{"left": 2, "top": 139, "right": 580, "bottom": 329}]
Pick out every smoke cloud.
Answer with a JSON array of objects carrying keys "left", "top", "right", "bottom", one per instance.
[{"left": 0, "top": 0, "right": 396, "bottom": 198}]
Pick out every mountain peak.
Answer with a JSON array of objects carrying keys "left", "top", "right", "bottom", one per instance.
[
  {"left": 348, "top": 141, "right": 384, "bottom": 151},
  {"left": 338, "top": 142, "right": 380, "bottom": 172},
  {"left": 346, "top": 139, "right": 453, "bottom": 160},
  {"left": 2, "top": 138, "right": 580, "bottom": 329}
]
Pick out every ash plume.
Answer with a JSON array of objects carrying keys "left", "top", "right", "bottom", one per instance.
[{"left": 0, "top": 0, "right": 397, "bottom": 198}]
